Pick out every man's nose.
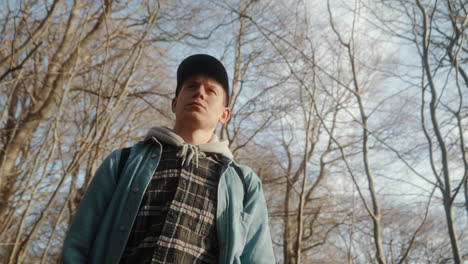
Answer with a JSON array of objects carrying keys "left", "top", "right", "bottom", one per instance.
[{"left": 193, "top": 84, "right": 206, "bottom": 99}]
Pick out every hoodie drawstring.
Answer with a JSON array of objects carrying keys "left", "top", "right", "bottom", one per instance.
[
  {"left": 146, "top": 126, "right": 233, "bottom": 168},
  {"left": 176, "top": 144, "right": 200, "bottom": 168}
]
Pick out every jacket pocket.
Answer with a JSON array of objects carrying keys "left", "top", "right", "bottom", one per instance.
[{"left": 239, "top": 211, "right": 251, "bottom": 247}]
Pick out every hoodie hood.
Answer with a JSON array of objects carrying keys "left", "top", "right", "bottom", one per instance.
[{"left": 145, "top": 126, "right": 233, "bottom": 167}]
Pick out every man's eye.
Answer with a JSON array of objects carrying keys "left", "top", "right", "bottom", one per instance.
[{"left": 208, "top": 89, "right": 217, "bottom": 94}]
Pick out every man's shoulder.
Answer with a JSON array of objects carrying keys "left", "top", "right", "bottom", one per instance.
[
  {"left": 229, "top": 162, "right": 262, "bottom": 186},
  {"left": 107, "top": 140, "right": 161, "bottom": 170},
  {"left": 121, "top": 140, "right": 161, "bottom": 155}
]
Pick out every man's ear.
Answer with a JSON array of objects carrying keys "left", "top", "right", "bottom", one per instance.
[
  {"left": 171, "top": 97, "right": 177, "bottom": 113},
  {"left": 218, "top": 107, "right": 231, "bottom": 124}
]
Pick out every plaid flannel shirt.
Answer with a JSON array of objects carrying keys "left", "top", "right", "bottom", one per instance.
[{"left": 120, "top": 143, "right": 225, "bottom": 264}]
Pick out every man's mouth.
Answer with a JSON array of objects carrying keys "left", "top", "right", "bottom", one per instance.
[{"left": 188, "top": 102, "right": 205, "bottom": 109}]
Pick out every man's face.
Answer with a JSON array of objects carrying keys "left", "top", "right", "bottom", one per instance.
[{"left": 172, "top": 74, "right": 231, "bottom": 131}]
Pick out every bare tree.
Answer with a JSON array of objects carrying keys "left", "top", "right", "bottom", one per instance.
[
  {"left": 363, "top": 0, "right": 468, "bottom": 262},
  {"left": 327, "top": 1, "right": 388, "bottom": 262},
  {"left": 0, "top": 0, "right": 231, "bottom": 262},
  {"left": 2, "top": 0, "right": 466, "bottom": 263}
]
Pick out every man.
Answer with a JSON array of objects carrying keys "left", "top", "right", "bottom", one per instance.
[{"left": 61, "top": 54, "right": 275, "bottom": 264}]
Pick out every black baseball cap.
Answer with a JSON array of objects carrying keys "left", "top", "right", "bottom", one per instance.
[{"left": 176, "top": 54, "right": 230, "bottom": 105}]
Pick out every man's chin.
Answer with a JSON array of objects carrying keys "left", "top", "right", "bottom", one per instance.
[
  {"left": 177, "top": 115, "right": 217, "bottom": 130},
  {"left": 178, "top": 114, "right": 202, "bottom": 125}
]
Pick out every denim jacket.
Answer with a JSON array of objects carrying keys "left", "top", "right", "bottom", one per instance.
[{"left": 61, "top": 140, "right": 275, "bottom": 263}]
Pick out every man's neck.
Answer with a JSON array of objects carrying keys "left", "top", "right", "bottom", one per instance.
[{"left": 173, "top": 124, "right": 214, "bottom": 145}]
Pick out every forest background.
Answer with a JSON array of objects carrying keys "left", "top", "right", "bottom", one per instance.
[{"left": 0, "top": 0, "right": 467, "bottom": 263}]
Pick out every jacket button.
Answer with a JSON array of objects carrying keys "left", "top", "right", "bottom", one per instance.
[
  {"left": 132, "top": 187, "right": 139, "bottom": 193},
  {"left": 151, "top": 154, "right": 158, "bottom": 159},
  {"left": 119, "top": 225, "right": 125, "bottom": 232}
]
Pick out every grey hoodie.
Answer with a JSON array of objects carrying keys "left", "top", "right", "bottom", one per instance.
[{"left": 145, "top": 126, "right": 233, "bottom": 167}]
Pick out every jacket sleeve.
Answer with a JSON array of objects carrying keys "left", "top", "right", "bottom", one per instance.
[
  {"left": 60, "top": 149, "right": 121, "bottom": 263},
  {"left": 240, "top": 170, "right": 276, "bottom": 263}
]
